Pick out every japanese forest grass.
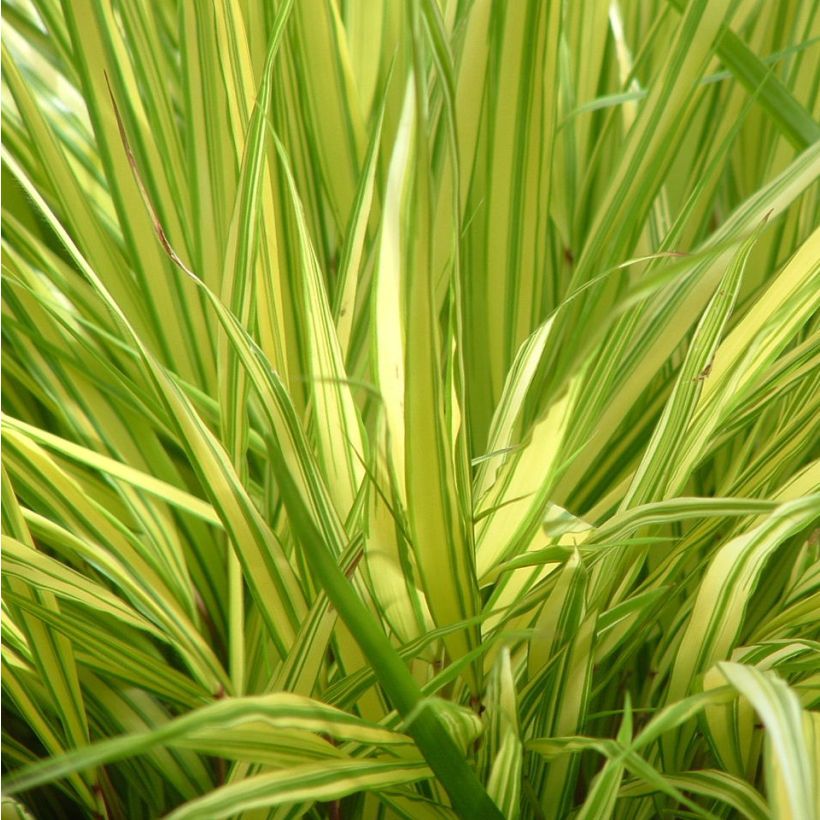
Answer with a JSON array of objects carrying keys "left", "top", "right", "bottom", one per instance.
[{"left": 2, "top": 0, "right": 819, "bottom": 818}]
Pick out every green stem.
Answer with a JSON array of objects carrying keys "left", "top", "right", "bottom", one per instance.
[
  {"left": 667, "top": 0, "right": 820, "bottom": 149},
  {"left": 271, "top": 458, "right": 503, "bottom": 820}
]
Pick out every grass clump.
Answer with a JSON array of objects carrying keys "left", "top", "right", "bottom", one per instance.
[{"left": 2, "top": 0, "right": 819, "bottom": 818}]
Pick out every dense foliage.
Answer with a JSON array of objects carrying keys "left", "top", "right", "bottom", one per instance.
[{"left": 2, "top": 0, "right": 819, "bottom": 817}]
